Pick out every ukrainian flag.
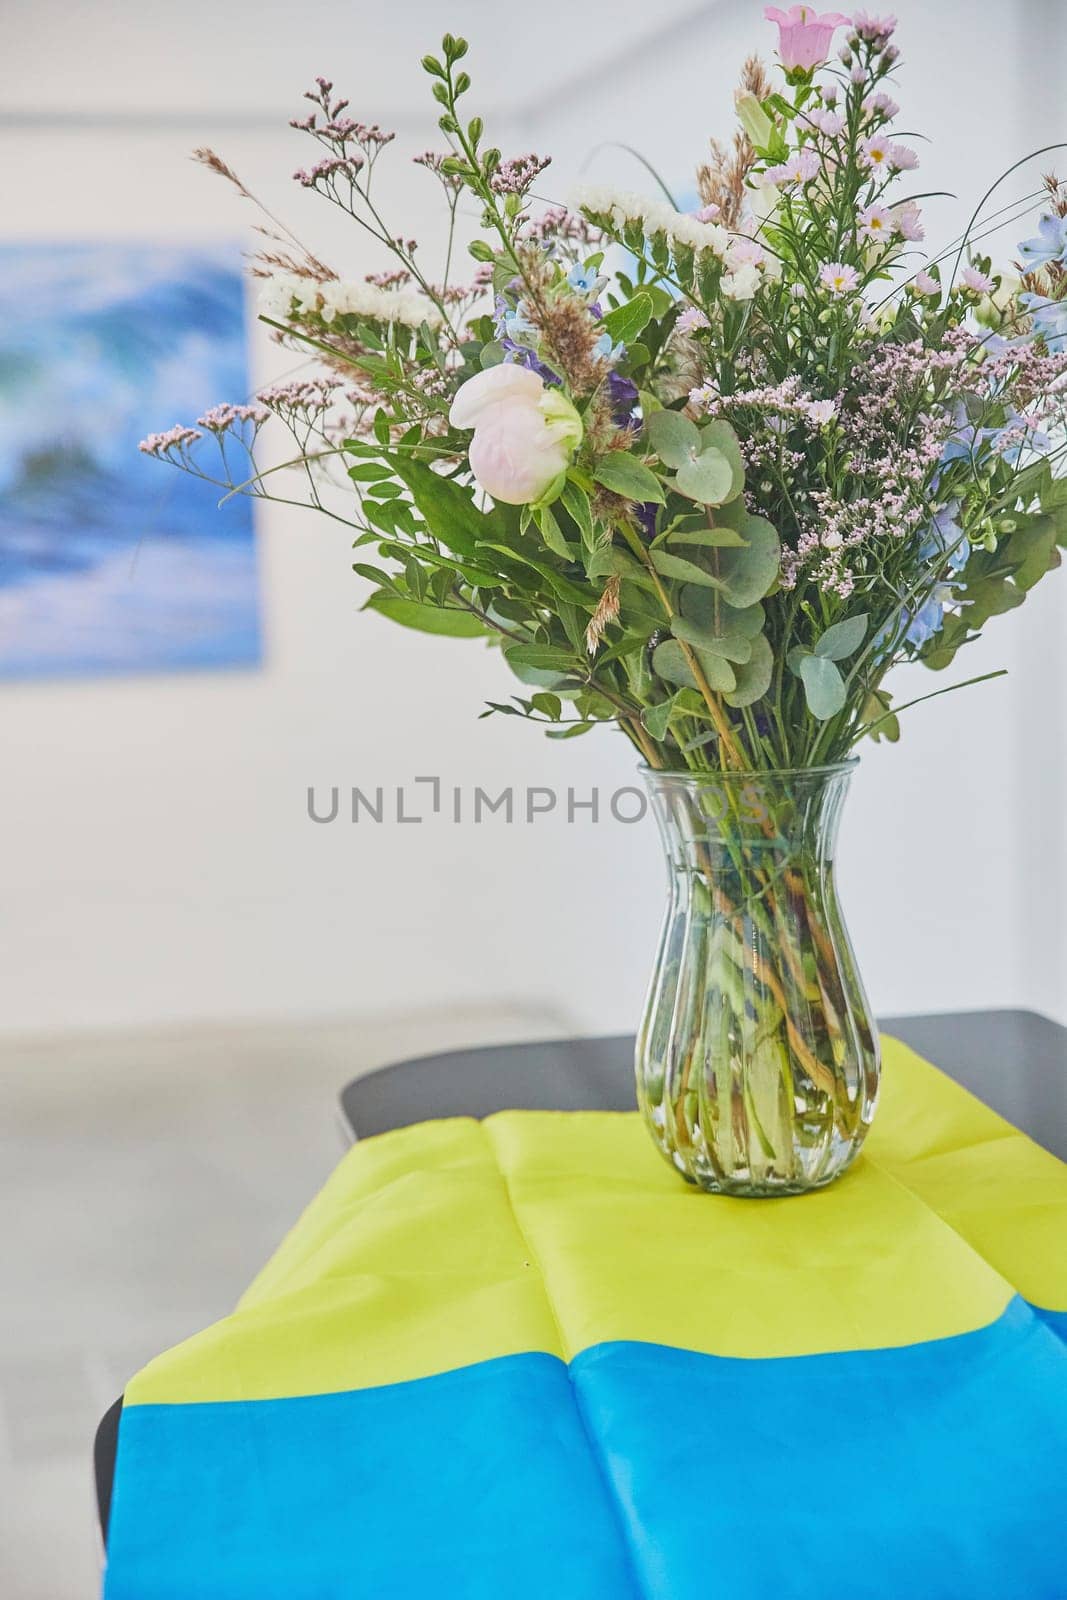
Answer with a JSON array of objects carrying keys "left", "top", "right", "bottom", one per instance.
[{"left": 104, "top": 1039, "right": 1067, "bottom": 1598}]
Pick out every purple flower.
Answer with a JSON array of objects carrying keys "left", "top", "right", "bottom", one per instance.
[{"left": 606, "top": 369, "right": 640, "bottom": 430}]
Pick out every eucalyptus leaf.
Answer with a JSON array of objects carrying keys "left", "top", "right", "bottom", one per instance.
[
  {"left": 714, "top": 515, "right": 781, "bottom": 607},
  {"left": 647, "top": 409, "right": 702, "bottom": 469},
  {"left": 723, "top": 633, "right": 774, "bottom": 708},
  {"left": 652, "top": 638, "right": 736, "bottom": 692},
  {"left": 675, "top": 447, "right": 734, "bottom": 506},
  {"left": 815, "top": 614, "right": 869, "bottom": 661},
  {"left": 798, "top": 654, "right": 846, "bottom": 719},
  {"left": 697, "top": 420, "right": 744, "bottom": 502},
  {"left": 671, "top": 615, "right": 753, "bottom": 664}
]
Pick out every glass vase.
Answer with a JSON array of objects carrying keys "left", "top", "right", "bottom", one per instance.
[{"left": 636, "top": 762, "right": 879, "bottom": 1197}]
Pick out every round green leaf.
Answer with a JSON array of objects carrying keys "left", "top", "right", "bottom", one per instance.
[
  {"left": 715, "top": 515, "right": 781, "bottom": 607},
  {"left": 675, "top": 447, "right": 734, "bottom": 506},
  {"left": 723, "top": 633, "right": 773, "bottom": 707},
  {"left": 798, "top": 654, "right": 846, "bottom": 719},
  {"left": 647, "top": 409, "right": 702, "bottom": 469}
]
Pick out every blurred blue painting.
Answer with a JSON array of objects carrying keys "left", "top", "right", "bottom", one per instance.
[{"left": 0, "top": 242, "right": 260, "bottom": 679}]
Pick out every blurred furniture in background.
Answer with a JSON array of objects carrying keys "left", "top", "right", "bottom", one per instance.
[{"left": 339, "top": 1009, "right": 1067, "bottom": 1158}]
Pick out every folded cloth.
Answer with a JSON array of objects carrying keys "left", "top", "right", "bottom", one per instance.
[{"left": 103, "top": 1037, "right": 1067, "bottom": 1600}]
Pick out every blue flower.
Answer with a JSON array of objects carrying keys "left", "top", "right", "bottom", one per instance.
[
  {"left": 1017, "top": 212, "right": 1067, "bottom": 271},
  {"left": 921, "top": 501, "right": 970, "bottom": 575},
  {"left": 1020, "top": 291, "right": 1067, "bottom": 354},
  {"left": 594, "top": 330, "right": 625, "bottom": 362},
  {"left": 903, "top": 591, "right": 948, "bottom": 648},
  {"left": 493, "top": 294, "right": 536, "bottom": 343},
  {"left": 567, "top": 263, "right": 601, "bottom": 295},
  {"left": 939, "top": 400, "right": 998, "bottom": 466}
]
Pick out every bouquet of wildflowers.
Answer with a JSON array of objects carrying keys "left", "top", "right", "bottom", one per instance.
[{"left": 142, "top": 7, "right": 1067, "bottom": 779}]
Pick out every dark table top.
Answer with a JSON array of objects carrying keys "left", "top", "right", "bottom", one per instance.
[{"left": 339, "top": 1009, "right": 1067, "bottom": 1163}]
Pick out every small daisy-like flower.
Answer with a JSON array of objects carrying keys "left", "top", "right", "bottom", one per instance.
[
  {"left": 911, "top": 269, "right": 939, "bottom": 296},
  {"left": 858, "top": 203, "right": 894, "bottom": 241},
  {"left": 807, "top": 399, "right": 837, "bottom": 425},
  {"left": 960, "top": 265, "right": 994, "bottom": 294},
  {"left": 695, "top": 203, "right": 721, "bottom": 222},
  {"left": 819, "top": 260, "right": 860, "bottom": 295},
  {"left": 864, "top": 91, "right": 900, "bottom": 120},
  {"left": 889, "top": 142, "right": 919, "bottom": 171},
  {"left": 860, "top": 136, "right": 892, "bottom": 172},
  {"left": 809, "top": 108, "right": 845, "bottom": 136},
  {"left": 893, "top": 201, "right": 925, "bottom": 242}
]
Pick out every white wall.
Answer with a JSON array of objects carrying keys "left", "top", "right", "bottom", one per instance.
[{"left": 1, "top": 0, "right": 1065, "bottom": 1038}]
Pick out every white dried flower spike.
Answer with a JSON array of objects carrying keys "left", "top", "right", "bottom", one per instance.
[
  {"left": 570, "top": 185, "right": 729, "bottom": 260},
  {"left": 259, "top": 271, "right": 443, "bottom": 330}
]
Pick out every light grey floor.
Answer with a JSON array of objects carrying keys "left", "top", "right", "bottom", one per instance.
[{"left": 0, "top": 1002, "right": 559, "bottom": 1600}]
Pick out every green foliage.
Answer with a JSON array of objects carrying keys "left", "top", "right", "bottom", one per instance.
[{"left": 593, "top": 453, "right": 666, "bottom": 504}]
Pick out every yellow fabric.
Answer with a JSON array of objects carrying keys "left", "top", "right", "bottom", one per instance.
[{"left": 127, "top": 1037, "right": 1067, "bottom": 1407}]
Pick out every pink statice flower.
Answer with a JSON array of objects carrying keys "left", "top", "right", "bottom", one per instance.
[
  {"left": 858, "top": 204, "right": 894, "bottom": 242},
  {"left": 676, "top": 306, "right": 710, "bottom": 334},
  {"left": 764, "top": 6, "right": 849, "bottom": 73},
  {"left": 960, "top": 265, "right": 994, "bottom": 294},
  {"left": 819, "top": 260, "right": 860, "bottom": 294},
  {"left": 893, "top": 201, "right": 925, "bottom": 242}
]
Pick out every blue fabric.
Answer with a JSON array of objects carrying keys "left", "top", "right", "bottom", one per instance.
[
  {"left": 106, "top": 1299, "right": 1067, "bottom": 1600},
  {"left": 574, "top": 1298, "right": 1067, "bottom": 1600}
]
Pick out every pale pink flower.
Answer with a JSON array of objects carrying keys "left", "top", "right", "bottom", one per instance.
[
  {"left": 809, "top": 107, "right": 845, "bottom": 136},
  {"left": 864, "top": 91, "right": 900, "bottom": 120},
  {"left": 893, "top": 201, "right": 925, "bottom": 242},
  {"left": 960, "top": 265, "right": 994, "bottom": 294},
  {"left": 449, "top": 364, "right": 583, "bottom": 506},
  {"left": 676, "top": 306, "right": 710, "bottom": 333},
  {"left": 850, "top": 64, "right": 866, "bottom": 84},
  {"left": 766, "top": 148, "right": 821, "bottom": 185},
  {"left": 858, "top": 203, "right": 894, "bottom": 241},
  {"left": 819, "top": 260, "right": 859, "bottom": 295},
  {"left": 853, "top": 11, "right": 897, "bottom": 41},
  {"left": 889, "top": 143, "right": 919, "bottom": 171},
  {"left": 911, "top": 269, "right": 939, "bottom": 296},
  {"left": 860, "top": 136, "right": 893, "bottom": 172},
  {"left": 764, "top": 6, "right": 848, "bottom": 72},
  {"left": 694, "top": 203, "right": 721, "bottom": 222},
  {"left": 727, "top": 235, "right": 768, "bottom": 268}
]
